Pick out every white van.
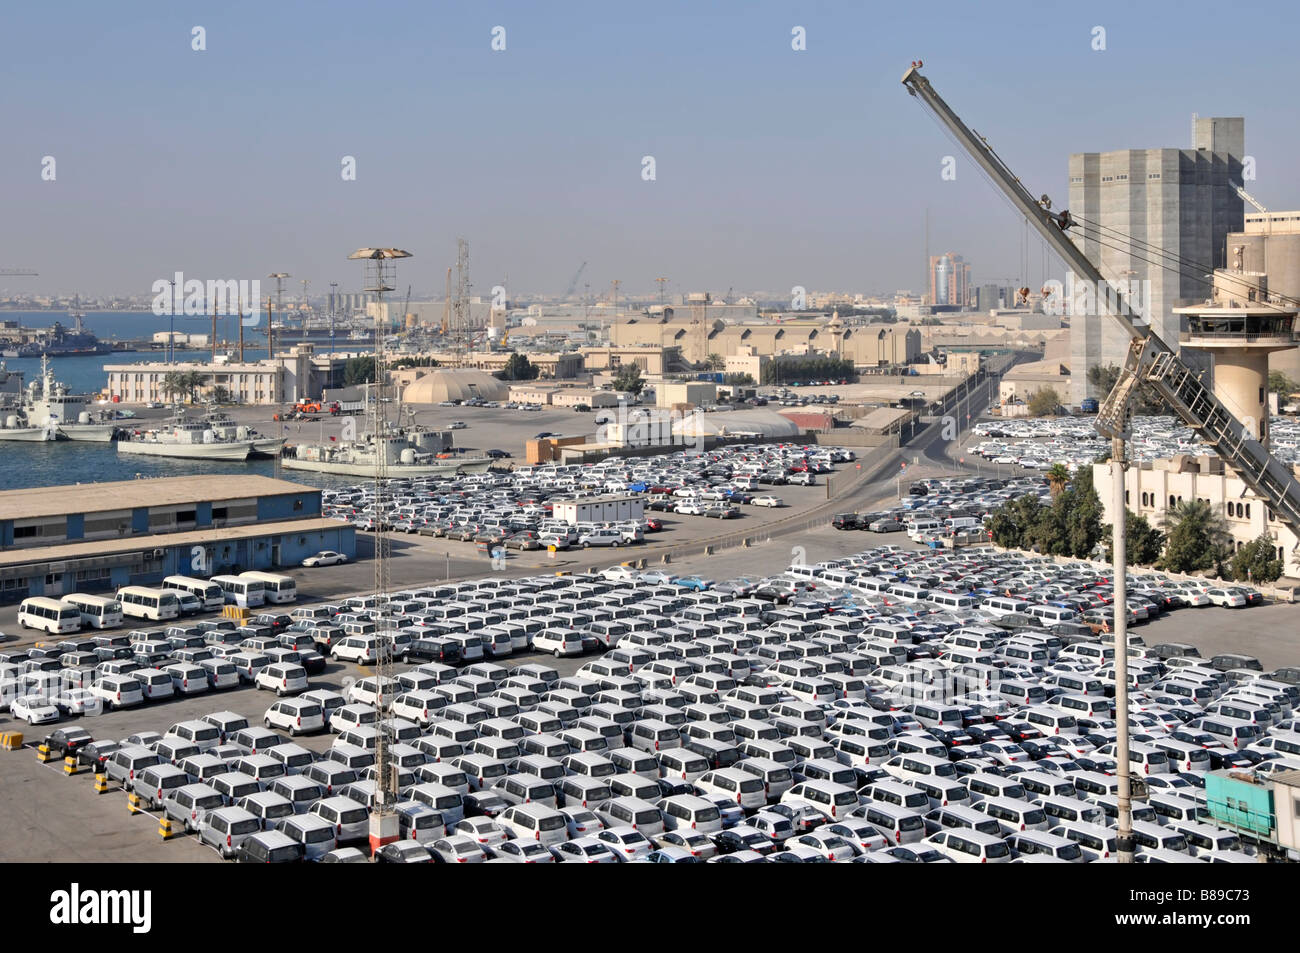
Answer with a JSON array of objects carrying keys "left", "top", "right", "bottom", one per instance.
[
  {"left": 19, "top": 596, "right": 82, "bottom": 634},
  {"left": 163, "top": 576, "right": 225, "bottom": 611},
  {"left": 115, "top": 587, "right": 180, "bottom": 622},
  {"left": 239, "top": 571, "right": 297, "bottom": 605},
  {"left": 981, "top": 596, "right": 1031, "bottom": 618},
  {"left": 211, "top": 575, "right": 266, "bottom": 609},
  {"left": 60, "top": 594, "right": 124, "bottom": 630}
]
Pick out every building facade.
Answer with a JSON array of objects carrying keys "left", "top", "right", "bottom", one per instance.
[
  {"left": 1068, "top": 116, "right": 1245, "bottom": 404},
  {"left": 929, "top": 253, "right": 971, "bottom": 307},
  {"left": 1092, "top": 455, "right": 1300, "bottom": 578},
  {"left": 0, "top": 475, "right": 355, "bottom": 603}
]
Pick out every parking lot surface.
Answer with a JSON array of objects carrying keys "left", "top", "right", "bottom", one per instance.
[{"left": 3, "top": 535, "right": 1296, "bottom": 864}]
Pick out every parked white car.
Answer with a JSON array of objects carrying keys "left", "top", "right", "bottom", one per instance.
[
  {"left": 12, "top": 695, "right": 61, "bottom": 725},
  {"left": 302, "top": 551, "right": 347, "bottom": 568},
  {"left": 532, "top": 629, "right": 585, "bottom": 658},
  {"left": 752, "top": 496, "right": 785, "bottom": 508}
]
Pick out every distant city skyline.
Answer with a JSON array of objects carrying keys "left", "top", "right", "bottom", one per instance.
[{"left": 4, "top": 1, "right": 1297, "bottom": 301}]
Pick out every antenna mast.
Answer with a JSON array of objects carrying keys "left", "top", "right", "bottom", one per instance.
[{"left": 348, "top": 246, "right": 412, "bottom": 856}]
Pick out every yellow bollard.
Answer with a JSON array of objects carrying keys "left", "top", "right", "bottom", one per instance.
[
  {"left": 93, "top": 773, "right": 110, "bottom": 794},
  {"left": 127, "top": 793, "right": 143, "bottom": 814},
  {"left": 35, "top": 744, "right": 54, "bottom": 764},
  {"left": 0, "top": 731, "right": 23, "bottom": 751},
  {"left": 63, "top": 755, "right": 79, "bottom": 776},
  {"left": 158, "top": 817, "right": 177, "bottom": 840}
]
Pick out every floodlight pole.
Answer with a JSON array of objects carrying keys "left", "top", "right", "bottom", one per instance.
[{"left": 1112, "top": 434, "right": 1134, "bottom": 863}]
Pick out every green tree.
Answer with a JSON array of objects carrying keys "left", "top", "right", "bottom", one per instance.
[
  {"left": 1027, "top": 387, "right": 1060, "bottom": 417},
  {"left": 1087, "top": 363, "right": 1164, "bottom": 414},
  {"left": 1268, "top": 370, "right": 1297, "bottom": 396},
  {"left": 1045, "top": 463, "right": 1071, "bottom": 499},
  {"left": 988, "top": 493, "right": 1044, "bottom": 550},
  {"left": 612, "top": 362, "right": 645, "bottom": 396},
  {"left": 1230, "top": 534, "right": 1284, "bottom": 583},
  {"left": 496, "top": 353, "right": 539, "bottom": 381},
  {"left": 209, "top": 385, "right": 231, "bottom": 405},
  {"left": 343, "top": 356, "right": 377, "bottom": 386},
  {"left": 160, "top": 371, "right": 183, "bottom": 404},
  {"left": 1103, "top": 509, "right": 1165, "bottom": 565},
  {"left": 180, "top": 370, "right": 205, "bottom": 402},
  {"left": 704, "top": 353, "right": 725, "bottom": 371},
  {"left": 1059, "top": 464, "right": 1104, "bottom": 558},
  {"left": 724, "top": 372, "right": 755, "bottom": 386},
  {"left": 1158, "top": 499, "right": 1230, "bottom": 574}
]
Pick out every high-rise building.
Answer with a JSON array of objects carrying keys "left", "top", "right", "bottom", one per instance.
[
  {"left": 1067, "top": 117, "right": 1245, "bottom": 404},
  {"left": 928, "top": 253, "right": 971, "bottom": 308}
]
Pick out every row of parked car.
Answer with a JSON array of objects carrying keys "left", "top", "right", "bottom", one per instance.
[
  {"left": 33, "top": 539, "right": 1297, "bottom": 862},
  {"left": 969, "top": 413, "right": 1300, "bottom": 473},
  {"left": 322, "top": 442, "right": 853, "bottom": 545},
  {"left": 0, "top": 612, "right": 320, "bottom": 725}
]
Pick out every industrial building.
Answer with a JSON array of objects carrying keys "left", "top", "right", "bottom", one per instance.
[
  {"left": 104, "top": 344, "right": 350, "bottom": 405},
  {"left": 548, "top": 495, "right": 645, "bottom": 525},
  {"left": 1092, "top": 454, "right": 1300, "bottom": 578},
  {"left": 1068, "top": 116, "right": 1246, "bottom": 404},
  {"left": 0, "top": 475, "right": 355, "bottom": 604}
]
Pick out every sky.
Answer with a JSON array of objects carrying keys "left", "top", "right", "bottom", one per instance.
[{"left": 2, "top": 0, "right": 1297, "bottom": 303}]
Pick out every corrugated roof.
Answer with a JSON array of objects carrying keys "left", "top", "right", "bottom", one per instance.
[
  {"left": 0, "top": 475, "right": 318, "bottom": 522},
  {"left": 0, "top": 517, "right": 349, "bottom": 569},
  {"left": 852, "top": 407, "right": 911, "bottom": 430},
  {"left": 1270, "top": 768, "right": 1300, "bottom": 789}
]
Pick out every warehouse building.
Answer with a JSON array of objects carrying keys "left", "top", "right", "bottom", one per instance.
[
  {"left": 0, "top": 475, "right": 355, "bottom": 603},
  {"left": 549, "top": 495, "right": 645, "bottom": 525}
]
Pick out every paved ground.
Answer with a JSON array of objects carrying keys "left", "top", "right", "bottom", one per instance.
[{"left": 4, "top": 367, "right": 1295, "bottom": 863}]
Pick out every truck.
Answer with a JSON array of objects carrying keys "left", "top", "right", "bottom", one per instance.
[{"left": 293, "top": 400, "right": 341, "bottom": 415}]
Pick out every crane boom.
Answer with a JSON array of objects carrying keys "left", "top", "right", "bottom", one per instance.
[{"left": 901, "top": 63, "right": 1300, "bottom": 543}]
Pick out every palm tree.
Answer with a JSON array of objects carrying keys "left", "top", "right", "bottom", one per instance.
[
  {"left": 160, "top": 372, "right": 183, "bottom": 405},
  {"left": 1045, "top": 463, "right": 1071, "bottom": 498},
  {"left": 705, "top": 353, "right": 725, "bottom": 371},
  {"left": 1158, "top": 499, "right": 1231, "bottom": 575},
  {"left": 180, "top": 370, "right": 206, "bottom": 403}
]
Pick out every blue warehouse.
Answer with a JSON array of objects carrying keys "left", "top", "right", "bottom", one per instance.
[{"left": 0, "top": 475, "right": 355, "bottom": 603}]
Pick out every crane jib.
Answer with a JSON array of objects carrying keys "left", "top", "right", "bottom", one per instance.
[{"left": 901, "top": 64, "right": 1300, "bottom": 546}]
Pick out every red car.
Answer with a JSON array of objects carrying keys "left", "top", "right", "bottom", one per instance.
[{"left": 643, "top": 518, "right": 663, "bottom": 532}]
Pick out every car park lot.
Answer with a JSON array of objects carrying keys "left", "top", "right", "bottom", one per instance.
[
  {"left": 967, "top": 413, "right": 1300, "bottom": 473},
  {"left": 2, "top": 538, "right": 1296, "bottom": 863},
  {"left": 321, "top": 441, "right": 858, "bottom": 547}
]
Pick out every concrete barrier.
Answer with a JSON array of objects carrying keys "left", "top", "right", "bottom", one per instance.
[
  {"left": 661, "top": 553, "right": 672, "bottom": 564},
  {"left": 158, "top": 817, "right": 179, "bottom": 840},
  {"left": 93, "top": 773, "right": 110, "bottom": 794},
  {"left": 35, "top": 743, "right": 54, "bottom": 764},
  {"left": 63, "top": 755, "right": 79, "bottom": 776},
  {"left": 0, "top": 731, "right": 23, "bottom": 751},
  {"left": 127, "top": 793, "right": 144, "bottom": 815}
]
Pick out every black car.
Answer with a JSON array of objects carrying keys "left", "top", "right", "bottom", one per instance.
[
  {"left": 712, "top": 828, "right": 773, "bottom": 856},
  {"left": 831, "top": 514, "right": 861, "bottom": 531},
  {"left": 44, "top": 727, "right": 94, "bottom": 758},
  {"left": 253, "top": 614, "right": 293, "bottom": 632},
  {"left": 77, "top": 739, "right": 121, "bottom": 771},
  {"left": 406, "top": 638, "right": 463, "bottom": 666},
  {"left": 484, "top": 449, "right": 511, "bottom": 459},
  {"left": 463, "top": 791, "right": 509, "bottom": 818},
  {"left": 376, "top": 841, "right": 432, "bottom": 863}
]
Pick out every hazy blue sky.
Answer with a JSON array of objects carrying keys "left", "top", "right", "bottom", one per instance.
[{"left": 3, "top": 0, "right": 1297, "bottom": 302}]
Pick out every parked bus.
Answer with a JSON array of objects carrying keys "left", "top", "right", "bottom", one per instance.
[
  {"left": 116, "top": 586, "right": 181, "bottom": 622},
  {"left": 18, "top": 596, "right": 83, "bottom": 634},
  {"left": 211, "top": 574, "right": 266, "bottom": 609},
  {"left": 163, "top": 575, "right": 225, "bottom": 612},
  {"left": 60, "top": 593, "right": 124, "bottom": 630},
  {"left": 238, "top": 571, "right": 297, "bottom": 605}
]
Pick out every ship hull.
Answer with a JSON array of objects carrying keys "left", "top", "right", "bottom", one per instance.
[
  {"left": 0, "top": 427, "right": 56, "bottom": 441},
  {"left": 249, "top": 437, "right": 286, "bottom": 457},
  {"left": 117, "top": 440, "right": 252, "bottom": 461},
  {"left": 57, "top": 424, "right": 118, "bottom": 442},
  {"left": 281, "top": 456, "right": 493, "bottom": 477}
]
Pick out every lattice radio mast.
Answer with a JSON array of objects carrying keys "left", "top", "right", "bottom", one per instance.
[{"left": 348, "top": 246, "right": 412, "bottom": 855}]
